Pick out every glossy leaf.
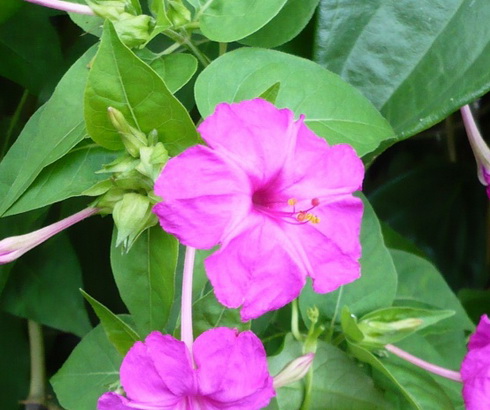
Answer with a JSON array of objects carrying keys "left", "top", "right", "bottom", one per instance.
[
  {"left": 5, "top": 145, "right": 120, "bottom": 217},
  {"left": 110, "top": 226, "right": 178, "bottom": 335},
  {"left": 240, "top": 0, "right": 320, "bottom": 48},
  {"left": 195, "top": 47, "right": 394, "bottom": 157},
  {"left": 0, "top": 233, "right": 92, "bottom": 337},
  {"left": 314, "top": 0, "right": 490, "bottom": 139},
  {"left": 299, "top": 197, "right": 397, "bottom": 322},
  {"left": 349, "top": 343, "right": 453, "bottom": 410},
  {"left": 51, "top": 318, "right": 128, "bottom": 410},
  {"left": 191, "top": 291, "right": 250, "bottom": 338},
  {"left": 81, "top": 289, "right": 140, "bottom": 356},
  {"left": 85, "top": 21, "right": 197, "bottom": 154},
  {"left": 391, "top": 249, "right": 474, "bottom": 333},
  {"left": 194, "top": 0, "right": 288, "bottom": 42},
  {"left": 137, "top": 50, "right": 198, "bottom": 93},
  {"left": 0, "top": 46, "right": 96, "bottom": 217},
  {"left": 0, "top": 4, "right": 63, "bottom": 94},
  {"left": 268, "top": 334, "right": 389, "bottom": 409}
]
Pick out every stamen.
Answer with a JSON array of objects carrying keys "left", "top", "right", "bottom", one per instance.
[
  {"left": 311, "top": 198, "right": 320, "bottom": 207},
  {"left": 288, "top": 198, "right": 297, "bottom": 206}
]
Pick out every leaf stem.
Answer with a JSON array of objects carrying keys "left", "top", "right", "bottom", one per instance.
[
  {"left": 181, "top": 246, "right": 196, "bottom": 363},
  {"left": 300, "top": 366, "right": 314, "bottom": 410},
  {"left": 385, "top": 343, "right": 462, "bottom": 382},
  {"left": 25, "top": 320, "right": 46, "bottom": 407}
]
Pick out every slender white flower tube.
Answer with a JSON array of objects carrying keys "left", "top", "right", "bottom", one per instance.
[
  {"left": 0, "top": 207, "right": 99, "bottom": 265},
  {"left": 24, "top": 0, "right": 95, "bottom": 15}
]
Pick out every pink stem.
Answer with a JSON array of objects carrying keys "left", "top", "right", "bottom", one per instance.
[
  {"left": 385, "top": 344, "right": 462, "bottom": 382},
  {"left": 24, "top": 0, "right": 95, "bottom": 15},
  {"left": 181, "top": 246, "right": 196, "bottom": 362}
]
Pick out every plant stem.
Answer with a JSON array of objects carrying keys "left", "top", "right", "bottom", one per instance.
[
  {"left": 300, "top": 366, "right": 313, "bottom": 410},
  {"left": 26, "top": 320, "right": 46, "bottom": 406},
  {"left": 291, "top": 299, "right": 302, "bottom": 341},
  {"left": 181, "top": 246, "right": 196, "bottom": 362},
  {"left": 385, "top": 344, "right": 462, "bottom": 382},
  {"left": 1, "top": 89, "right": 29, "bottom": 159},
  {"left": 327, "top": 286, "right": 343, "bottom": 342}
]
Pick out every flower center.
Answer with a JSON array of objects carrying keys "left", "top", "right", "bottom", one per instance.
[{"left": 252, "top": 192, "right": 320, "bottom": 225}]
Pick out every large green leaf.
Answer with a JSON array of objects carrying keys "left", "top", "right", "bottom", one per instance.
[
  {"left": 81, "top": 289, "right": 140, "bottom": 356},
  {"left": 268, "top": 335, "right": 389, "bottom": 409},
  {"left": 0, "top": 46, "right": 97, "bottom": 217},
  {"left": 0, "top": 233, "right": 92, "bottom": 337},
  {"left": 5, "top": 144, "right": 120, "bottom": 217},
  {"left": 192, "top": 0, "right": 288, "bottom": 42},
  {"left": 299, "top": 197, "right": 397, "bottom": 322},
  {"left": 240, "top": 0, "right": 320, "bottom": 48},
  {"left": 194, "top": 47, "right": 394, "bottom": 157},
  {"left": 314, "top": 0, "right": 490, "bottom": 139},
  {"left": 51, "top": 318, "right": 128, "bottom": 410},
  {"left": 391, "top": 249, "right": 474, "bottom": 333},
  {"left": 0, "top": 4, "right": 63, "bottom": 94},
  {"left": 350, "top": 343, "right": 454, "bottom": 410},
  {"left": 84, "top": 21, "right": 197, "bottom": 155},
  {"left": 110, "top": 226, "right": 178, "bottom": 336}
]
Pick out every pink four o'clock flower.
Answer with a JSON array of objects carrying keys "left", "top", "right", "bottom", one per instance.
[
  {"left": 97, "top": 328, "right": 275, "bottom": 410},
  {"left": 461, "top": 314, "right": 490, "bottom": 410},
  {"left": 153, "top": 99, "right": 364, "bottom": 320}
]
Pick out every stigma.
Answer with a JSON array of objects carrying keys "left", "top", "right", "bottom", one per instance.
[{"left": 288, "top": 198, "right": 320, "bottom": 224}]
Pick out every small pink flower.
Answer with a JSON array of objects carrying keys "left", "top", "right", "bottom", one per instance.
[
  {"left": 153, "top": 99, "right": 364, "bottom": 320},
  {"left": 461, "top": 314, "right": 490, "bottom": 410},
  {"left": 97, "top": 328, "right": 275, "bottom": 410}
]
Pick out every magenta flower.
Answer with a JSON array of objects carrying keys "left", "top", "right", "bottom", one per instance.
[
  {"left": 97, "top": 328, "right": 275, "bottom": 409},
  {"left": 153, "top": 99, "right": 364, "bottom": 320},
  {"left": 461, "top": 314, "right": 490, "bottom": 409}
]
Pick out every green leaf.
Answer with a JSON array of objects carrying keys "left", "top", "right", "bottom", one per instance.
[
  {"left": 110, "top": 226, "right": 178, "bottom": 335},
  {"left": 51, "top": 318, "right": 129, "bottom": 410},
  {"left": 0, "top": 5, "right": 63, "bottom": 94},
  {"left": 0, "top": 233, "right": 92, "bottom": 337},
  {"left": 340, "top": 306, "right": 364, "bottom": 343},
  {"left": 195, "top": 0, "right": 288, "bottom": 42},
  {"left": 268, "top": 334, "right": 389, "bottom": 409},
  {"left": 81, "top": 289, "right": 140, "bottom": 356},
  {"left": 0, "top": 0, "right": 22, "bottom": 24},
  {"left": 84, "top": 21, "right": 197, "bottom": 155},
  {"left": 191, "top": 291, "right": 250, "bottom": 338},
  {"left": 258, "top": 82, "right": 281, "bottom": 105},
  {"left": 0, "top": 45, "right": 97, "bottom": 217},
  {"left": 349, "top": 343, "right": 454, "bottom": 410},
  {"left": 137, "top": 50, "right": 198, "bottom": 93},
  {"left": 299, "top": 197, "right": 397, "bottom": 322},
  {"left": 5, "top": 145, "right": 120, "bottom": 217},
  {"left": 391, "top": 249, "right": 474, "bottom": 333},
  {"left": 240, "top": 0, "right": 320, "bottom": 48},
  {"left": 314, "top": 0, "right": 490, "bottom": 139},
  {"left": 357, "top": 307, "right": 455, "bottom": 348},
  {"left": 194, "top": 47, "right": 394, "bottom": 157}
]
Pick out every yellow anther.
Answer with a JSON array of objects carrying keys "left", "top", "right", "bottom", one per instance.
[{"left": 288, "top": 198, "right": 297, "bottom": 206}]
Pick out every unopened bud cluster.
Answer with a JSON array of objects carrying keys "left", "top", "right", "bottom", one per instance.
[{"left": 84, "top": 107, "right": 169, "bottom": 251}]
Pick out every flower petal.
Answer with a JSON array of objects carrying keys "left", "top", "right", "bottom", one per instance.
[
  {"left": 97, "top": 392, "right": 133, "bottom": 410},
  {"left": 468, "top": 315, "right": 490, "bottom": 350},
  {"left": 277, "top": 122, "right": 364, "bottom": 201},
  {"left": 144, "top": 332, "right": 197, "bottom": 398},
  {"left": 194, "top": 328, "right": 275, "bottom": 409},
  {"left": 198, "top": 99, "right": 297, "bottom": 187},
  {"left": 461, "top": 345, "right": 490, "bottom": 410},
  {"left": 205, "top": 213, "right": 306, "bottom": 320},
  {"left": 153, "top": 145, "right": 250, "bottom": 248},
  {"left": 120, "top": 332, "right": 192, "bottom": 406}
]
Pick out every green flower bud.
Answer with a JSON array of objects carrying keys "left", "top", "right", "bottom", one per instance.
[
  {"left": 108, "top": 107, "right": 148, "bottom": 157},
  {"left": 136, "top": 142, "right": 169, "bottom": 181},
  {"left": 167, "top": 0, "right": 191, "bottom": 27},
  {"left": 112, "top": 193, "right": 158, "bottom": 250},
  {"left": 98, "top": 154, "right": 138, "bottom": 174}
]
